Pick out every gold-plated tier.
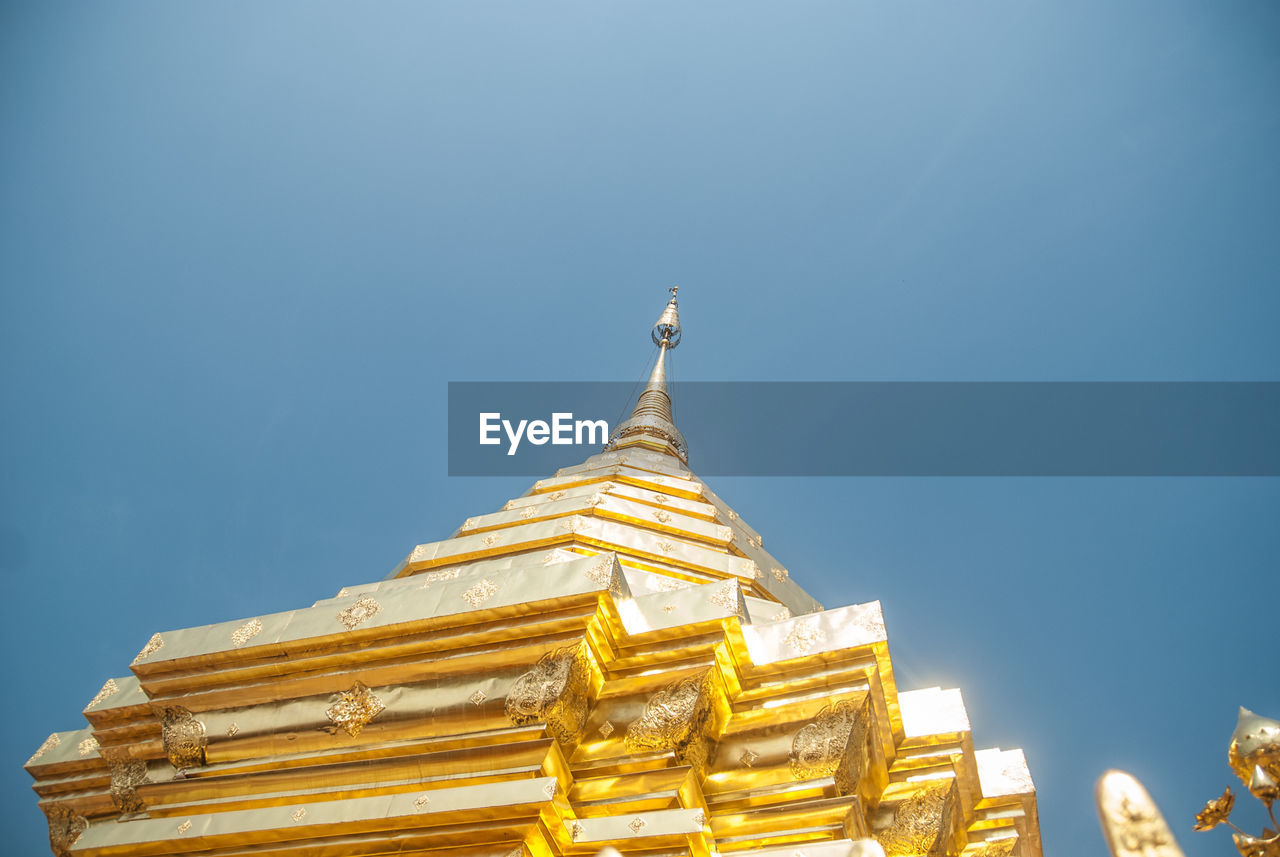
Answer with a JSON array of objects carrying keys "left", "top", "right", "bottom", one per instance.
[{"left": 26, "top": 295, "right": 1041, "bottom": 857}]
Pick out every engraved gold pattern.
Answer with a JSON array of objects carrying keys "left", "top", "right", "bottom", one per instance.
[
  {"left": 657, "top": 540, "right": 675, "bottom": 554},
  {"left": 326, "top": 682, "right": 385, "bottom": 737},
  {"left": 877, "top": 780, "right": 954, "bottom": 856},
  {"left": 624, "top": 672, "right": 714, "bottom": 772},
  {"left": 77, "top": 736, "right": 98, "bottom": 757},
  {"left": 337, "top": 597, "right": 382, "bottom": 630},
  {"left": 653, "top": 510, "right": 672, "bottom": 523},
  {"left": 629, "top": 817, "right": 647, "bottom": 833},
  {"left": 45, "top": 804, "right": 87, "bottom": 857},
  {"left": 177, "top": 820, "right": 191, "bottom": 834},
  {"left": 230, "top": 618, "right": 263, "bottom": 648},
  {"left": 784, "top": 619, "right": 825, "bottom": 654},
  {"left": 226, "top": 722, "right": 240, "bottom": 738},
  {"left": 740, "top": 748, "right": 759, "bottom": 767},
  {"left": 418, "top": 568, "right": 461, "bottom": 586},
  {"left": 772, "top": 608, "right": 793, "bottom": 621},
  {"left": 543, "top": 780, "right": 557, "bottom": 799},
  {"left": 291, "top": 808, "right": 307, "bottom": 823},
  {"left": 772, "top": 566, "right": 789, "bottom": 582},
  {"left": 710, "top": 580, "right": 744, "bottom": 617},
  {"left": 599, "top": 720, "right": 615, "bottom": 738},
  {"left": 414, "top": 794, "right": 430, "bottom": 809},
  {"left": 549, "top": 491, "right": 565, "bottom": 501},
  {"left": 27, "top": 733, "right": 59, "bottom": 765},
  {"left": 520, "top": 506, "right": 537, "bottom": 519},
  {"left": 653, "top": 493, "right": 668, "bottom": 503},
  {"left": 108, "top": 759, "right": 148, "bottom": 814},
  {"left": 133, "top": 632, "right": 164, "bottom": 664},
  {"left": 789, "top": 697, "right": 864, "bottom": 781},
  {"left": 162, "top": 707, "right": 207, "bottom": 769},
  {"left": 483, "top": 534, "right": 501, "bottom": 546},
  {"left": 506, "top": 645, "right": 590, "bottom": 746},
  {"left": 85, "top": 678, "right": 119, "bottom": 711},
  {"left": 462, "top": 579, "right": 498, "bottom": 608},
  {"left": 585, "top": 557, "right": 622, "bottom": 594},
  {"left": 470, "top": 690, "right": 487, "bottom": 706},
  {"left": 693, "top": 810, "right": 706, "bottom": 826},
  {"left": 570, "top": 820, "right": 584, "bottom": 841}
]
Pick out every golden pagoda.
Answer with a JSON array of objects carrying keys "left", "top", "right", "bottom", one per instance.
[{"left": 25, "top": 292, "right": 1043, "bottom": 857}]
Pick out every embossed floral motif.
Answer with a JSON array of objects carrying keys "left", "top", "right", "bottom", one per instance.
[
  {"left": 772, "top": 608, "right": 793, "bottom": 622},
  {"left": 337, "top": 597, "right": 382, "bottom": 630},
  {"left": 598, "top": 720, "right": 615, "bottom": 738},
  {"left": 27, "top": 733, "right": 59, "bottom": 765},
  {"left": 876, "top": 780, "right": 954, "bottom": 856},
  {"left": 503, "top": 500, "right": 516, "bottom": 511},
  {"left": 336, "top": 587, "right": 352, "bottom": 598},
  {"left": 549, "top": 491, "right": 565, "bottom": 501},
  {"left": 85, "top": 678, "right": 119, "bottom": 711},
  {"left": 789, "top": 697, "right": 866, "bottom": 781},
  {"left": 653, "top": 510, "right": 672, "bottom": 523},
  {"left": 132, "top": 632, "right": 164, "bottom": 664},
  {"left": 462, "top": 579, "right": 498, "bottom": 608},
  {"left": 692, "top": 811, "right": 706, "bottom": 827},
  {"left": 656, "top": 541, "right": 675, "bottom": 555},
  {"left": 108, "top": 759, "right": 149, "bottom": 814},
  {"left": 413, "top": 793, "right": 430, "bottom": 809},
  {"left": 230, "top": 618, "right": 263, "bottom": 648},
  {"left": 624, "top": 673, "right": 712, "bottom": 760},
  {"left": 652, "top": 492, "right": 668, "bottom": 504},
  {"left": 662, "top": 604, "right": 676, "bottom": 614},
  {"left": 77, "top": 736, "right": 98, "bottom": 757},
  {"left": 569, "top": 820, "right": 584, "bottom": 841},
  {"left": 325, "top": 682, "right": 385, "bottom": 737},
  {"left": 520, "top": 506, "right": 537, "bottom": 519},
  {"left": 783, "top": 619, "right": 825, "bottom": 654},
  {"left": 417, "top": 568, "right": 460, "bottom": 587},
  {"left": 506, "top": 645, "right": 589, "bottom": 746},
  {"left": 543, "top": 780, "right": 557, "bottom": 799},
  {"left": 585, "top": 557, "right": 622, "bottom": 594},
  {"left": 740, "top": 748, "right": 759, "bottom": 767},
  {"left": 470, "top": 690, "right": 488, "bottom": 706},
  {"left": 162, "top": 707, "right": 207, "bottom": 769},
  {"left": 710, "top": 580, "right": 744, "bottom": 617},
  {"left": 291, "top": 808, "right": 307, "bottom": 823},
  {"left": 459, "top": 518, "right": 477, "bottom": 531},
  {"left": 226, "top": 722, "right": 240, "bottom": 738},
  {"left": 628, "top": 817, "right": 647, "bottom": 833},
  {"left": 45, "top": 804, "right": 87, "bottom": 857},
  {"left": 771, "top": 566, "right": 789, "bottom": 582},
  {"left": 176, "top": 820, "right": 191, "bottom": 834},
  {"left": 483, "top": 534, "right": 501, "bottom": 546}
]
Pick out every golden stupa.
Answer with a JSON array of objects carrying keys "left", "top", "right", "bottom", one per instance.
[{"left": 25, "top": 292, "right": 1042, "bottom": 857}]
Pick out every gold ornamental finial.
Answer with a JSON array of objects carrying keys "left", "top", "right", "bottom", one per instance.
[{"left": 604, "top": 290, "right": 688, "bottom": 463}]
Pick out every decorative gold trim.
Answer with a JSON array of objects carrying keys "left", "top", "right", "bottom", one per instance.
[
  {"left": 337, "top": 597, "right": 382, "bottom": 631},
  {"left": 462, "top": 579, "right": 498, "bottom": 608},
  {"left": 84, "top": 678, "right": 119, "bottom": 711},
  {"left": 77, "top": 736, "right": 99, "bottom": 757},
  {"left": 27, "top": 733, "right": 59, "bottom": 765},
  {"left": 162, "top": 707, "right": 207, "bottom": 769},
  {"left": 230, "top": 618, "right": 263, "bottom": 648},
  {"left": 132, "top": 632, "right": 164, "bottom": 664},
  {"left": 325, "top": 682, "right": 386, "bottom": 737}
]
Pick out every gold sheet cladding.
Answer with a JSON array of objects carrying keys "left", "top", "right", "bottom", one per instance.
[{"left": 23, "top": 426, "right": 1043, "bottom": 854}]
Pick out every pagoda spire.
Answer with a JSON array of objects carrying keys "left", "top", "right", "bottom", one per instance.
[{"left": 604, "top": 288, "right": 689, "bottom": 463}]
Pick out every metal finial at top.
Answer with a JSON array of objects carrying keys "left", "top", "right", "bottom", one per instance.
[
  {"left": 605, "top": 289, "right": 689, "bottom": 463},
  {"left": 652, "top": 287, "right": 682, "bottom": 348}
]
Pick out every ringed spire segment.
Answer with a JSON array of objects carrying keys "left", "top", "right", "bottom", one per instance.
[{"left": 605, "top": 289, "right": 689, "bottom": 464}]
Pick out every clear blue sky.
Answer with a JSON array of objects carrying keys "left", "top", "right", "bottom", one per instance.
[{"left": 2, "top": 2, "right": 1277, "bottom": 854}]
